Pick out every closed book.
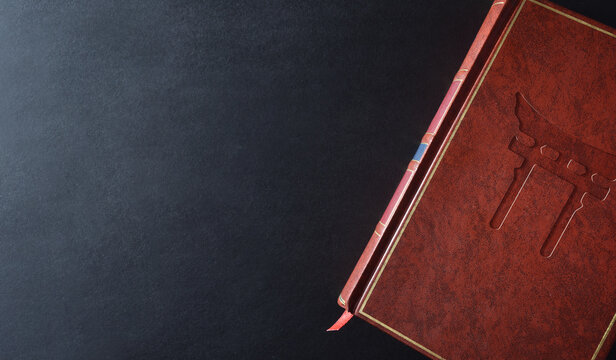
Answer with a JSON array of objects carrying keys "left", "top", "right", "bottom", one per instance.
[{"left": 332, "top": 0, "right": 616, "bottom": 359}]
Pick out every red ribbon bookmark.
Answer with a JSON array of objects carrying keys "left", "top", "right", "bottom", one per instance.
[{"left": 327, "top": 310, "right": 353, "bottom": 331}]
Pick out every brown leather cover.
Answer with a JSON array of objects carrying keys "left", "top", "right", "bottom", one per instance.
[{"left": 337, "top": 0, "right": 616, "bottom": 359}]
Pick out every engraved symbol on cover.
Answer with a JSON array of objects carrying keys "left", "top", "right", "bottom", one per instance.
[{"left": 490, "top": 92, "right": 616, "bottom": 257}]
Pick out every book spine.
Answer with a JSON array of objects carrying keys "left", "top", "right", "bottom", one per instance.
[{"left": 337, "top": 0, "right": 513, "bottom": 314}]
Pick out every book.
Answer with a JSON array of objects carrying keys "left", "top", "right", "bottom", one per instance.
[{"left": 330, "top": 0, "right": 616, "bottom": 359}]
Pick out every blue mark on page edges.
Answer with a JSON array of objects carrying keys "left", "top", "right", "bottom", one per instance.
[{"left": 413, "top": 143, "right": 428, "bottom": 161}]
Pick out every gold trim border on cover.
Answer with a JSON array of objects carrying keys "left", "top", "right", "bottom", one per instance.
[{"left": 357, "top": 1, "right": 616, "bottom": 359}]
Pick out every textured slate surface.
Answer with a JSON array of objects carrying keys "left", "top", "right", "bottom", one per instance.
[{"left": 0, "top": 1, "right": 614, "bottom": 359}]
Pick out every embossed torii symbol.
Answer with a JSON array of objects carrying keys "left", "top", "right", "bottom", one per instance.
[{"left": 490, "top": 92, "right": 616, "bottom": 257}]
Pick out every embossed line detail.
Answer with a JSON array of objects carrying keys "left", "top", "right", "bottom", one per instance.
[
  {"left": 490, "top": 92, "right": 616, "bottom": 258},
  {"left": 567, "top": 159, "right": 587, "bottom": 175},
  {"left": 490, "top": 93, "right": 616, "bottom": 258},
  {"left": 540, "top": 145, "right": 559, "bottom": 160},
  {"left": 490, "top": 164, "right": 537, "bottom": 230}
]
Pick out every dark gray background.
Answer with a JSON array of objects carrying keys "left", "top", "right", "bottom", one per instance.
[{"left": 1, "top": 0, "right": 615, "bottom": 359}]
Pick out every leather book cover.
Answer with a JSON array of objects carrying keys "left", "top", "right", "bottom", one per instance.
[{"left": 333, "top": 0, "right": 616, "bottom": 359}]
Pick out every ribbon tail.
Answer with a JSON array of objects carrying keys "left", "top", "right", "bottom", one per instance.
[{"left": 327, "top": 310, "right": 353, "bottom": 331}]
